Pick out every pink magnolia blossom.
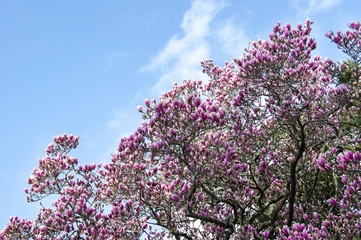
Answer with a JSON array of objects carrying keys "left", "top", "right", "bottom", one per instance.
[{"left": 1, "top": 20, "right": 361, "bottom": 240}]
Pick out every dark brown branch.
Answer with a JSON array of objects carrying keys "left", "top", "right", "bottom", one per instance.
[
  {"left": 287, "top": 120, "right": 305, "bottom": 227},
  {"left": 186, "top": 212, "right": 230, "bottom": 229}
]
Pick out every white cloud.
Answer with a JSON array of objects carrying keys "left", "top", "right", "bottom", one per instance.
[
  {"left": 105, "top": 51, "right": 122, "bottom": 68},
  {"left": 105, "top": 107, "right": 144, "bottom": 157},
  {"left": 108, "top": 120, "right": 122, "bottom": 129},
  {"left": 151, "top": 43, "right": 209, "bottom": 94},
  {"left": 142, "top": 0, "right": 249, "bottom": 96},
  {"left": 214, "top": 19, "right": 248, "bottom": 58},
  {"left": 143, "top": 0, "right": 223, "bottom": 72},
  {"left": 309, "top": 0, "right": 342, "bottom": 10},
  {"left": 293, "top": 0, "right": 343, "bottom": 16},
  {"left": 108, "top": 109, "right": 133, "bottom": 130}
]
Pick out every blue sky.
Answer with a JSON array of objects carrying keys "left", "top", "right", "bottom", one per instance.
[{"left": 0, "top": 0, "right": 360, "bottom": 228}]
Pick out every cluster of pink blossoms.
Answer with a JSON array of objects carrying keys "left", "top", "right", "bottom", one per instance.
[{"left": 1, "top": 19, "right": 361, "bottom": 239}]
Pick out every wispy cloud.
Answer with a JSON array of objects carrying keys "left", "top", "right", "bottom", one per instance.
[
  {"left": 105, "top": 107, "right": 144, "bottom": 157},
  {"left": 105, "top": 51, "right": 122, "bottom": 68},
  {"left": 143, "top": 0, "right": 223, "bottom": 72},
  {"left": 108, "top": 108, "right": 134, "bottom": 130},
  {"left": 309, "top": 0, "right": 343, "bottom": 10},
  {"left": 293, "top": 0, "right": 343, "bottom": 16},
  {"left": 151, "top": 44, "right": 209, "bottom": 94},
  {"left": 142, "top": 0, "right": 249, "bottom": 96},
  {"left": 214, "top": 18, "right": 248, "bottom": 58}
]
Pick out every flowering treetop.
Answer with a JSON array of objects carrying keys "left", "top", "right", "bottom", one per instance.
[{"left": 1, "top": 19, "right": 361, "bottom": 240}]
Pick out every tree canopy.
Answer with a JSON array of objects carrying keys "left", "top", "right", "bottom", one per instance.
[{"left": 1, "top": 19, "right": 361, "bottom": 240}]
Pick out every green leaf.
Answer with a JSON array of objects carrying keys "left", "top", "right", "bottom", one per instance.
[
  {"left": 343, "top": 124, "right": 352, "bottom": 131},
  {"left": 344, "top": 145, "right": 355, "bottom": 152},
  {"left": 355, "top": 145, "right": 361, "bottom": 151}
]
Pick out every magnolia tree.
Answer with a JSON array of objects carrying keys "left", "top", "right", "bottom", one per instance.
[{"left": 1, "top": 20, "right": 361, "bottom": 240}]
